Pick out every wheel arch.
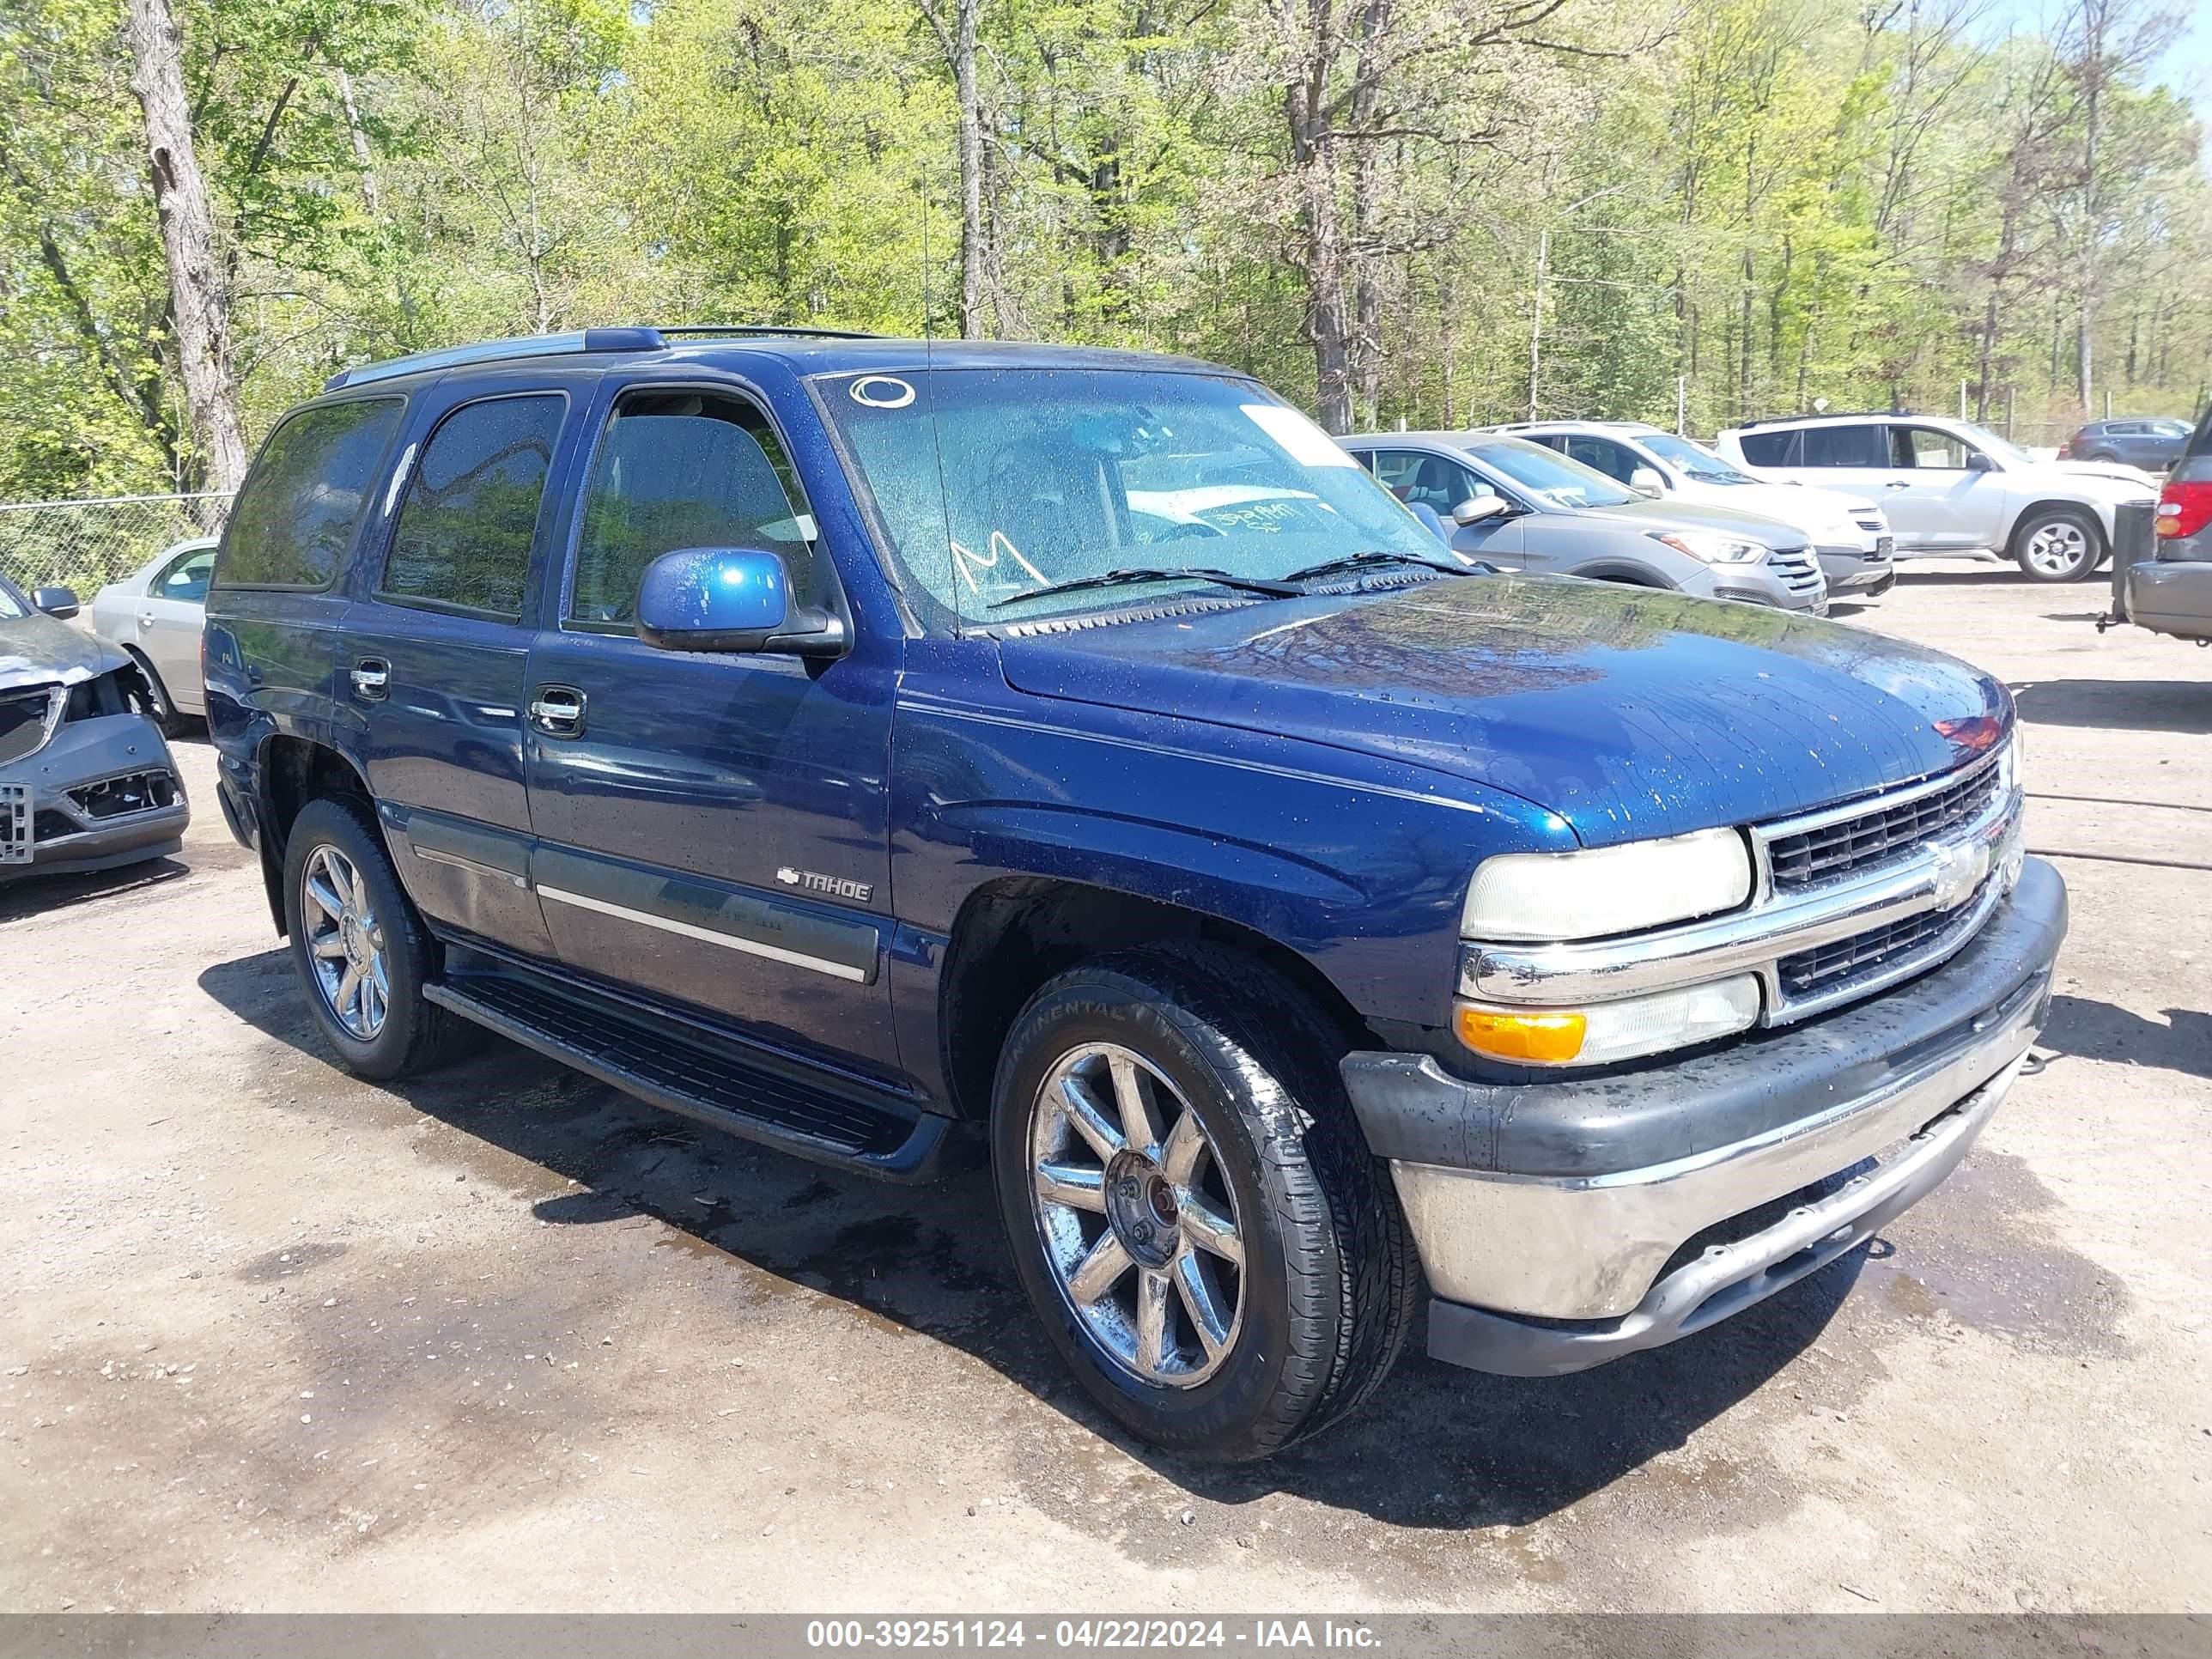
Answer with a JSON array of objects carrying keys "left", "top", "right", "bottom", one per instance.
[
  {"left": 252, "top": 733, "right": 377, "bottom": 936},
  {"left": 935, "top": 876, "right": 1374, "bottom": 1122},
  {"left": 2008, "top": 496, "right": 2111, "bottom": 553}
]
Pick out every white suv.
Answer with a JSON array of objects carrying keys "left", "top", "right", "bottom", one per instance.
[
  {"left": 1495, "top": 421, "right": 1895, "bottom": 599},
  {"left": 1714, "top": 413, "right": 2160, "bottom": 583}
]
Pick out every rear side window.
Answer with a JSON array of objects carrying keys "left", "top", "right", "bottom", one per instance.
[
  {"left": 380, "top": 394, "right": 566, "bottom": 618},
  {"left": 1735, "top": 428, "right": 1800, "bottom": 466},
  {"left": 217, "top": 398, "right": 403, "bottom": 588},
  {"left": 1801, "top": 424, "right": 1887, "bottom": 468},
  {"left": 155, "top": 545, "right": 216, "bottom": 602},
  {"left": 568, "top": 390, "right": 821, "bottom": 628}
]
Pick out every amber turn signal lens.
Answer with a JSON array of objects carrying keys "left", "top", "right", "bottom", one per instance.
[{"left": 1455, "top": 1005, "right": 1587, "bottom": 1063}]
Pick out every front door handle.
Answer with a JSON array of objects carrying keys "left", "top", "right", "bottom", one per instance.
[
  {"left": 1884, "top": 479, "right": 1911, "bottom": 489},
  {"left": 350, "top": 658, "right": 390, "bottom": 700},
  {"left": 530, "top": 685, "right": 586, "bottom": 738}
]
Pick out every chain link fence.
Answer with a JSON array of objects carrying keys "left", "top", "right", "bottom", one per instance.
[{"left": 0, "top": 493, "right": 232, "bottom": 597}]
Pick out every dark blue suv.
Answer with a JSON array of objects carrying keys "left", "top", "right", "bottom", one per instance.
[{"left": 205, "top": 327, "right": 2068, "bottom": 1460}]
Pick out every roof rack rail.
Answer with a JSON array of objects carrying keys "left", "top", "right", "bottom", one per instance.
[
  {"left": 324, "top": 328, "right": 665, "bottom": 392},
  {"left": 647, "top": 323, "right": 882, "bottom": 341},
  {"left": 1737, "top": 408, "right": 1916, "bottom": 428},
  {"left": 322, "top": 321, "right": 884, "bottom": 391}
]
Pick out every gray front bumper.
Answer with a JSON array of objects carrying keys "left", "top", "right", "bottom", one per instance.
[
  {"left": 0, "top": 712, "right": 188, "bottom": 880},
  {"left": 1340, "top": 857, "right": 2066, "bottom": 1376}
]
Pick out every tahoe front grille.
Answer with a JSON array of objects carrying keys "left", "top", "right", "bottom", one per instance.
[{"left": 1766, "top": 757, "right": 2002, "bottom": 890}]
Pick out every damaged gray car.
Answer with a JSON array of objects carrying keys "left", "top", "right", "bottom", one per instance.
[{"left": 1, "top": 572, "right": 189, "bottom": 882}]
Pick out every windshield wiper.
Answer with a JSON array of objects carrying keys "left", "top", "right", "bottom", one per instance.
[
  {"left": 987, "top": 565, "right": 1304, "bottom": 610},
  {"left": 1280, "top": 549, "right": 1480, "bottom": 585}
]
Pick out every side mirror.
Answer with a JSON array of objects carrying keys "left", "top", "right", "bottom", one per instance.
[
  {"left": 1452, "top": 495, "right": 1508, "bottom": 526},
  {"left": 1407, "top": 501, "right": 1449, "bottom": 541},
  {"left": 32, "top": 586, "right": 80, "bottom": 619},
  {"left": 1629, "top": 466, "right": 1665, "bottom": 498},
  {"left": 635, "top": 547, "right": 846, "bottom": 658},
  {"left": 1964, "top": 451, "right": 1995, "bottom": 472}
]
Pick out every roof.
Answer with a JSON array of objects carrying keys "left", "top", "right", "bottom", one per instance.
[{"left": 322, "top": 326, "right": 1235, "bottom": 392}]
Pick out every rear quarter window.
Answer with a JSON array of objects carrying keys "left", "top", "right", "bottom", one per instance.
[
  {"left": 1736, "top": 428, "right": 1800, "bottom": 466},
  {"left": 215, "top": 398, "right": 404, "bottom": 589}
]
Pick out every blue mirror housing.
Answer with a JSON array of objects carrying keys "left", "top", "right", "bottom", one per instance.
[{"left": 635, "top": 547, "right": 844, "bottom": 657}]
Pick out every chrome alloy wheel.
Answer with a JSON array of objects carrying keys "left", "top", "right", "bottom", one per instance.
[
  {"left": 1028, "top": 1043, "right": 1245, "bottom": 1388},
  {"left": 301, "top": 844, "right": 389, "bottom": 1040},
  {"left": 2021, "top": 518, "right": 2092, "bottom": 578}
]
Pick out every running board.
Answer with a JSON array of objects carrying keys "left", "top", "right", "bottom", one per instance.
[{"left": 423, "top": 974, "right": 953, "bottom": 1181}]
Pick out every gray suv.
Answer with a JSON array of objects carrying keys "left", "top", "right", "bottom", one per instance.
[
  {"left": 2128, "top": 408, "right": 2212, "bottom": 643},
  {"left": 1346, "top": 432, "right": 1827, "bottom": 612}
]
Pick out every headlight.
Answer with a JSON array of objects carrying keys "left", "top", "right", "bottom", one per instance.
[
  {"left": 1456, "top": 975, "right": 1761, "bottom": 1067},
  {"left": 1462, "top": 827, "right": 1753, "bottom": 942},
  {"left": 1648, "top": 529, "right": 1767, "bottom": 565}
]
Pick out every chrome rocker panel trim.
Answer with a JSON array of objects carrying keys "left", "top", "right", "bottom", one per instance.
[{"left": 1461, "top": 759, "right": 2021, "bottom": 1025}]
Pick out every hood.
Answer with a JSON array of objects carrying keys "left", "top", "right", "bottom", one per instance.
[
  {"left": 1711, "top": 481, "right": 1869, "bottom": 537},
  {"left": 2050, "top": 459, "right": 2161, "bottom": 495},
  {"left": 996, "top": 577, "right": 2009, "bottom": 846},
  {"left": 1573, "top": 496, "right": 1812, "bottom": 550},
  {"left": 0, "top": 610, "right": 131, "bottom": 692}
]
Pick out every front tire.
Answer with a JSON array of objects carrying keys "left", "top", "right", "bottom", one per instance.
[
  {"left": 282, "top": 797, "right": 467, "bottom": 1080},
  {"left": 991, "top": 945, "right": 1418, "bottom": 1461},
  {"left": 2012, "top": 506, "right": 2105, "bottom": 583}
]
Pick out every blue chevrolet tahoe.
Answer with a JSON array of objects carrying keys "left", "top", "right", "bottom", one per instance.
[{"left": 205, "top": 326, "right": 2068, "bottom": 1461}]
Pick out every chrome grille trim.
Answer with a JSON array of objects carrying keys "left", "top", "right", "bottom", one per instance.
[
  {"left": 1763, "top": 750, "right": 2002, "bottom": 890},
  {"left": 1461, "top": 750, "right": 2023, "bottom": 1027}
]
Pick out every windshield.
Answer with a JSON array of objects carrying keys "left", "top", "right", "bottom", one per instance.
[
  {"left": 817, "top": 368, "right": 1444, "bottom": 623},
  {"left": 1463, "top": 438, "right": 1638, "bottom": 508},
  {"left": 0, "top": 575, "right": 27, "bottom": 620},
  {"left": 1953, "top": 422, "right": 2037, "bottom": 469},
  {"left": 1636, "top": 432, "right": 1755, "bottom": 483}
]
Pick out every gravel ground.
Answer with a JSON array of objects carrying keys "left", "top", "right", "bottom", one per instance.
[{"left": 2, "top": 563, "right": 2207, "bottom": 1613}]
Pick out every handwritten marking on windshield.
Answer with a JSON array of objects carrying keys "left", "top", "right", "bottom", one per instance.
[{"left": 951, "top": 531, "right": 1048, "bottom": 593}]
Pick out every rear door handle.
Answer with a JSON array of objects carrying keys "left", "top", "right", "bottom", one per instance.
[
  {"left": 1884, "top": 479, "right": 1911, "bottom": 489},
  {"left": 530, "top": 685, "right": 586, "bottom": 737},
  {"left": 350, "top": 658, "right": 390, "bottom": 700}
]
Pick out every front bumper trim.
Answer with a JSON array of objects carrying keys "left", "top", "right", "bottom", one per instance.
[{"left": 1427, "top": 1060, "right": 2014, "bottom": 1376}]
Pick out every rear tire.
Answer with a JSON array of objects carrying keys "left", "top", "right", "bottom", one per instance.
[
  {"left": 282, "top": 797, "right": 470, "bottom": 1080},
  {"left": 991, "top": 943, "right": 1419, "bottom": 1462},
  {"left": 2011, "top": 506, "right": 2104, "bottom": 583}
]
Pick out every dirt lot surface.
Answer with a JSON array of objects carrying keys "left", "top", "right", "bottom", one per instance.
[{"left": 3, "top": 565, "right": 2208, "bottom": 1614}]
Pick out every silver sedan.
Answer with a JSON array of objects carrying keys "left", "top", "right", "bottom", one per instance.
[{"left": 87, "top": 536, "right": 216, "bottom": 732}]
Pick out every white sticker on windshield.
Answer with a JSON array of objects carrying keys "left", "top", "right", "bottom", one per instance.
[
  {"left": 1240, "top": 403, "right": 1357, "bottom": 467},
  {"left": 849, "top": 375, "right": 915, "bottom": 409}
]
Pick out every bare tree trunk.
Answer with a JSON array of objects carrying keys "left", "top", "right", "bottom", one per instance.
[
  {"left": 124, "top": 0, "right": 246, "bottom": 493},
  {"left": 953, "top": 0, "right": 986, "bottom": 337},
  {"left": 334, "top": 66, "right": 380, "bottom": 216}
]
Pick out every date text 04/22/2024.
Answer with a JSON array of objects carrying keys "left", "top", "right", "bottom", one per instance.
[{"left": 804, "top": 1621, "right": 1383, "bottom": 1650}]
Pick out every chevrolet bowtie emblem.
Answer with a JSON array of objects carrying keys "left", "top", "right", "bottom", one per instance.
[{"left": 1927, "top": 840, "right": 1985, "bottom": 912}]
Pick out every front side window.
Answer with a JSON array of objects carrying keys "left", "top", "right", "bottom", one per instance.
[
  {"left": 0, "top": 575, "right": 26, "bottom": 621},
  {"left": 1371, "top": 449, "right": 1487, "bottom": 512},
  {"left": 155, "top": 545, "right": 216, "bottom": 603},
  {"left": 380, "top": 394, "right": 565, "bottom": 617},
  {"left": 1564, "top": 434, "right": 1637, "bottom": 483},
  {"left": 818, "top": 368, "right": 1443, "bottom": 625},
  {"left": 1800, "top": 424, "right": 1888, "bottom": 468},
  {"left": 1893, "top": 426, "right": 1975, "bottom": 471},
  {"left": 569, "top": 390, "right": 820, "bottom": 628},
  {"left": 217, "top": 398, "right": 404, "bottom": 588}
]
